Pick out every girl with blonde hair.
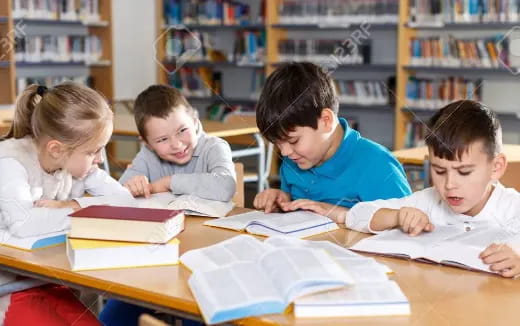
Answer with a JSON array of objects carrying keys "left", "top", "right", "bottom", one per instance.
[{"left": 0, "top": 83, "right": 131, "bottom": 325}]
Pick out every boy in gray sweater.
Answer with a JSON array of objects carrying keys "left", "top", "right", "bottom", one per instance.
[{"left": 120, "top": 85, "right": 236, "bottom": 202}]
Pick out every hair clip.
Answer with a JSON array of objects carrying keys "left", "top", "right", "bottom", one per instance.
[{"left": 37, "top": 85, "right": 48, "bottom": 96}]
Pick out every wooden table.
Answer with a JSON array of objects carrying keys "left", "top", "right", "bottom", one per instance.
[
  {"left": 113, "top": 113, "right": 272, "bottom": 192},
  {"left": 0, "top": 213, "right": 518, "bottom": 325},
  {"left": 393, "top": 145, "right": 520, "bottom": 191}
]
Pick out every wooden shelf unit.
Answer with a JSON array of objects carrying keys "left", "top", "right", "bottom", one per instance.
[{"left": 0, "top": 0, "right": 114, "bottom": 117}]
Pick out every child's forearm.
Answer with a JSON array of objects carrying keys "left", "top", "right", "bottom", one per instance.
[{"left": 369, "top": 208, "right": 399, "bottom": 231}]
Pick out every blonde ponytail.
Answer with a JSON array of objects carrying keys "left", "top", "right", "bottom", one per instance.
[
  {"left": 1, "top": 82, "right": 112, "bottom": 149},
  {"left": 2, "top": 84, "right": 43, "bottom": 140}
]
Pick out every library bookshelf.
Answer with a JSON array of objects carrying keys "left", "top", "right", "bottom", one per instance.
[{"left": 0, "top": 0, "right": 114, "bottom": 121}]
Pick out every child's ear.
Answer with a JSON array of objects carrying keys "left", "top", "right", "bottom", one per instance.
[
  {"left": 319, "top": 108, "right": 335, "bottom": 132},
  {"left": 491, "top": 153, "right": 507, "bottom": 180},
  {"left": 46, "top": 140, "right": 66, "bottom": 159}
]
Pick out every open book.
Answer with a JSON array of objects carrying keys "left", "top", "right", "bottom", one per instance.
[
  {"left": 203, "top": 210, "right": 339, "bottom": 238},
  {"left": 350, "top": 225, "right": 516, "bottom": 273},
  {"left": 181, "top": 235, "right": 354, "bottom": 324},
  {"left": 136, "top": 192, "right": 234, "bottom": 217},
  {"left": 264, "top": 237, "right": 409, "bottom": 318},
  {"left": 0, "top": 229, "right": 66, "bottom": 251},
  {"left": 81, "top": 192, "right": 234, "bottom": 217}
]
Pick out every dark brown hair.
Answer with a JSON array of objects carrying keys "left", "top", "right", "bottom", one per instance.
[
  {"left": 256, "top": 62, "right": 339, "bottom": 143},
  {"left": 134, "top": 85, "right": 197, "bottom": 140},
  {"left": 425, "top": 100, "right": 501, "bottom": 161}
]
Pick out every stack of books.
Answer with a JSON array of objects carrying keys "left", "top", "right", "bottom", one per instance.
[
  {"left": 181, "top": 234, "right": 409, "bottom": 324},
  {"left": 66, "top": 205, "right": 185, "bottom": 271}
]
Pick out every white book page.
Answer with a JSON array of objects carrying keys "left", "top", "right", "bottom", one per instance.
[
  {"left": 188, "top": 261, "right": 284, "bottom": 323},
  {"left": 336, "top": 258, "right": 390, "bottom": 283},
  {"left": 135, "top": 193, "right": 234, "bottom": 217},
  {"left": 168, "top": 195, "right": 234, "bottom": 217},
  {"left": 295, "top": 281, "right": 408, "bottom": 305},
  {"left": 350, "top": 226, "right": 464, "bottom": 260},
  {"left": 203, "top": 211, "right": 263, "bottom": 230},
  {"left": 428, "top": 228, "right": 512, "bottom": 272},
  {"left": 180, "top": 235, "right": 270, "bottom": 272},
  {"left": 258, "top": 247, "right": 354, "bottom": 303},
  {"left": 236, "top": 211, "right": 337, "bottom": 237},
  {"left": 265, "top": 236, "right": 362, "bottom": 258}
]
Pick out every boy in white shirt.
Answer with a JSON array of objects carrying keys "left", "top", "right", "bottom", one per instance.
[{"left": 346, "top": 100, "right": 520, "bottom": 278}]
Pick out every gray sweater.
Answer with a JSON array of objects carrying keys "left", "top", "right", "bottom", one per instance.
[{"left": 119, "top": 131, "right": 236, "bottom": 202}]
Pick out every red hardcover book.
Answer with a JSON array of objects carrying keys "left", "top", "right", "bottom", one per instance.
[{"left": 69, "top": 205, "right": 185, "bottom": 243}]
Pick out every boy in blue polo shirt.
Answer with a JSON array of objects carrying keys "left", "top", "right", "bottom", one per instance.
[{"left": 253, "top": 62, "right": 411, "bottom": 223}]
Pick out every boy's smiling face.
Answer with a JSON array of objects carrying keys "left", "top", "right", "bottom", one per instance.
[
  {"left": 430, "top": 140, "right": 506, "bottom": 216},
  {"left": 143, "top": 106, "right": 198, "bottom": 165},
  {"left": 275, "top": 109, "right": 340, "bottom": 170}
]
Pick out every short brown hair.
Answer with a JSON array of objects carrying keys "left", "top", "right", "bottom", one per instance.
[
  {"left": 425, "top": 100, "right": 501, "bottom": 161},
  {"left": 2, "top": 83, "right": 112, "bottom": 150},
  {"left": 134, "top": 85, "right": 197, "bottom": 140},
  {"left": 256, "top": 62, "right": 339, "bottom": 143}
]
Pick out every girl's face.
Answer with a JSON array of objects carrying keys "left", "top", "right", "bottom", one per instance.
[
  {"left": 63, "top": 123, "right": 112, "bottom": 179},
  {"left": 143, "top": 107, "right": 199, "bottom": 165}
]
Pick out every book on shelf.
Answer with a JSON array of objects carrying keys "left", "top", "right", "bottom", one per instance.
[
  {"left": 164, "top": 0, "right": 262, "bottom": 26},
  {"left": 278, "top": 0, "right": 399, "bottom": 24},
  {"left": 207, "top": 103, "right": 255, "bottom": 121},
  {"left": 15, "top": 35, "right": 103, "bottom": 64},
  {"left": 181, "top": 234, "right": 355, "bottom": 324},
  {"left": 16, "top": 76, "right": 92, "bottom": 95},
  {"left": 0, "top": 230, "right": 66, "bottom": 251},
  {"left": 66, "top": 236, "right": 180, "bottom": 271},
  {"left": 409, "top": 35, "right": 510, "bottom": 68},
  {"left": 335, "top": 79, "right": 390, "bottom": 106},
  {"left": 13, "top": 0, "right": 102, "bottom": 23},
  {"left": 169, "top": 67, "right": 215, "bottom": 97},
  {"left": 405, "top": 120, "right": 427, "bottom": 148},
  {"left": 68, "top": 205, "right": 185, "bottom": 243},
  {"left": 233, "top": 30, "right": 266, "bottom": 65},
  {"left": 203, "top": 210, "right": 339, "bottom": 238},
  {"left": 278, "top": 39, "right": 371, "bottom": 65},
  {"left": 409, "top": 0, "right": 520, "bottom": 25},
  {"left": 350, "top": 225, "right": 517, "bottom": 274},
  {"left": 405, "top": 76, "right": 482, "bottom": 110}
]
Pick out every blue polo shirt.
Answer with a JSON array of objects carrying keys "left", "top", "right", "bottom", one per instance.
[{"left": 280, "top": 118, "right": 411, "bottom": 208}]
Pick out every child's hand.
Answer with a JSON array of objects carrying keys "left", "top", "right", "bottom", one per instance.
[
  {"left": 124, "top": 175, "right": 152, "bottom": 198},
  {"left": 253, "top": 189, "right": 291, "bottom": 213},
  {"left": 396, "top": 207, "right": 434, "bottom": 236},
  {"left": 150, "top": 176, "right": 171, "bottom": 194},
  {"left": 34, "top": 199, "right": 81, "bottom": 211},
  {"left": 480, "top": 243, "right": 520, "bottom": 278},
  {"left": 279, "top": 199, "right": 348, "bottom": 224}
]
